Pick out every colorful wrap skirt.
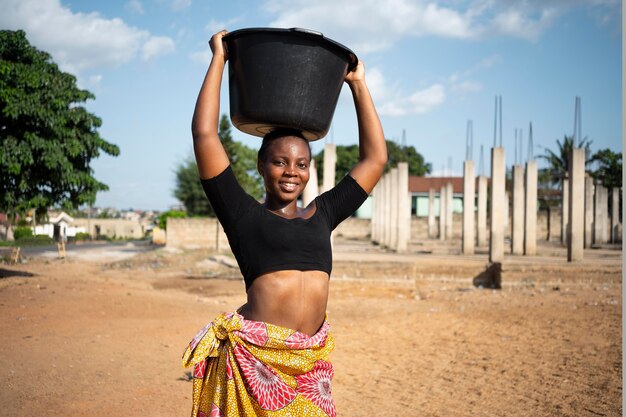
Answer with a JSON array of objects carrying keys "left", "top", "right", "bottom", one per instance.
[{"left": 182, "top": 312, "right": 336, "bottom": 417}]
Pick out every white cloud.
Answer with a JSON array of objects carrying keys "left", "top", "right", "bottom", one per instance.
[
  {"left": 0, "top": 0, "right": 175, "bottom": 74},
  {"left": 263, "top": 0, "right": 617, "bottom": 53},
  {"left": 366, "top": 67, "right": 446, "bottom": 116},
  {"left": 142, "top": 36, "right": 175, "bottom": 61},
  {"left": 190, "top": 43, "right": 211, "bottom": 66},
  {"left": 125, "top": 0, "right": 144, "bottom": 15},
  {"left": 451, "top": 80, "right": 483, "bottom": 94}
]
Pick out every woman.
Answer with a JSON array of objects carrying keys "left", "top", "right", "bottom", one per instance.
[{"left": 182, "top": 30, "right": 387, "bottom": 417}]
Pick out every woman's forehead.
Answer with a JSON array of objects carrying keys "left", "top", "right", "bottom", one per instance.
[{"left": 267, "top": 136, "right": 310, "bottom": 155}]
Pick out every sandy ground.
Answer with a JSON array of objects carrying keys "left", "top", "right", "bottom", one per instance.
[{"left": 0, "top": 238, "right": 622, "bottom": 416}]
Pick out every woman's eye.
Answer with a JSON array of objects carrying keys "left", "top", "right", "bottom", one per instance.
[{"left": 298, "top": 163, "right": 308, "bottom": 169}]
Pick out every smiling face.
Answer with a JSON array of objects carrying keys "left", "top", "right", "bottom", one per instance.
[{"left": 257, "top": 135, "right": 311, "bottom": 206}]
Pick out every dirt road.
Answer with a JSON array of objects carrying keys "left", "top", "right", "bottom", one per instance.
[{"left": 0, "top": 239, "right": 621, "bottom": 416}]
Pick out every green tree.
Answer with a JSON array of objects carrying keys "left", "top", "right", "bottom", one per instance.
[
  {"left": 219, "top": 114, "right": 263, "bottom": 199},
  {"left": 314, "top": 140, "right": 431, "bottom": 185},
  {"left": 173, "top": 114, "right": 263, "bottom": 215},
  {"left": 590, "top": 148, "right": 622, "bottom": 189},
  {"left": 537, "top": 135, "right": 595, "bottom": 213},
  {"left": 174, "top": 157, "right": 214, "bottom": 216},
  {"left": 386, "top": 140, "right": 432, "bottom": 176},
  {"left": 538, "top": 135, "right": 593, "bottom": 187},
  {"left": 0, "top": 30, "right": 119, "bottom": 227}
]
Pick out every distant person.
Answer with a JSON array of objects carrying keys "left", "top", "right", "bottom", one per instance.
[{"left": 182, "top": 29, "right": 387, "bottom": 417}]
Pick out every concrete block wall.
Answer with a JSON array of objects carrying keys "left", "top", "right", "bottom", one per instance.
[
  {"left": 73, "top": 218, "right": 146, "bottom": 239},
  {"left": 164, "top": 211, "right": 620, "bottom": 251},
  {"left": 166, "top": 218, "right": 230, "bottom": 251}
]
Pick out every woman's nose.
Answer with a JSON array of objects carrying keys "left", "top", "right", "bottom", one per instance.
[{"left": 284, "top": 163, "right": 297, "bottom": 175}]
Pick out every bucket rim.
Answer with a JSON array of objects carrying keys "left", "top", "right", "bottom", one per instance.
[{"left": 223, "top": 27, "right": 358, "bottom": 72}]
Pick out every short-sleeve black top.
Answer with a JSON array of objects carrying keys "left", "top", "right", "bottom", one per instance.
[{"left": 201, "top": 166, "right": 369, "bottom": 290}]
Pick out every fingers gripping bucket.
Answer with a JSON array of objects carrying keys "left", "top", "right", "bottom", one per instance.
[{"left": 223, "top": 28, "right": 358, "bottom": 141}]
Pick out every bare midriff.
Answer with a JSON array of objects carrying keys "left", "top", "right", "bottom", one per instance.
[{"left": 239, "top": 270, "right": 330, "bottom": 337}]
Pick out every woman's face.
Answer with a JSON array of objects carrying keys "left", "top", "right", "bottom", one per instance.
[{"left": 258, "top": 136, "right": 311, "bottom": 204}]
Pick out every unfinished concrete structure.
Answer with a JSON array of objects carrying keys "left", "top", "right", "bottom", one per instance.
[
  {"left": 568, "top": 148, "right": 585, "bottom": 261},
  {"left": 594, "top": 185, "right": 608, "bottom": 245},
  {"left": 369, "top": 164, "right": 411, "bottom": 252},
  {"left": 383, "top": 173, "right": 392, "bottom": 248},
  {"left": 489, "top": 147, "right": 506, "bottom": 263},
  {"left": 322, "top": 143, "right": 336, "bottom": 193},
  {"left": 584, "top": 176, "right": 595, "bottom": 248},
  {"left": 302, "top": 159, "right": 318, "bottom": 206},
  {"left": 445, "top": 182, "right": 453, "bottom": 240},
  {"left": 611, "top": 187, "right": 620, "bottom": 243},
  {"left": 561, "top": 178, "right": 569, "bottom": 244},
  {"left": 524, "top": 160, "right": 537, "bottom": 255},
  {"left": 370, "top": 181, "right": 380, "bottom": 244},
  {"left": 439, "top": 184, "right": 447, "bottom": 241},
  {"left": 397, "top": 163, "right": 411, "bottom": 252},
  {"left": 511, "top": 165, "right": 525, "bottom": 255},
  {"left": 428, "top": 188, "right": 436, "bottom": 238},
  {"left": 477, "top": 176, "right": 488, "bottom": 247},
  {"left": 389, "top": 167, "right": 399, "bottom": 250},
  {"left": 462, "top": 160, "right": 475, "bottom": 255}
]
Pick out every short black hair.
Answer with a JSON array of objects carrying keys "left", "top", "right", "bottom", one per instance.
[{"left": 258, "top": 128, "right": 311, "bottom": 163}]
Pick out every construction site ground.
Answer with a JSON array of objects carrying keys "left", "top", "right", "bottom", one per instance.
[{"left": 0, "top": 237, "right": 622, "bottom": 416}]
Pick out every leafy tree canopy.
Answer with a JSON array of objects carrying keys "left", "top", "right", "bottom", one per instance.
[
  {"left": 314, "top": 140, "right": 431, "bottom": 185},
  {"left": 537, "top": 135, "right": 593, "bottom": 187},
  {"left": 590, "top": 148, "right": 622, "bottom": 189},
  {"left": 0, "top": 30, "right": 119, "bottom": 222},
  {"left": 174, "top": 114, "right": 263, "bottom": 216}
]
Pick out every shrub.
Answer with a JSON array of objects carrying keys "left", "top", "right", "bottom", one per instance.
[
  {"left": 15, "top": 235, "right": 55, "bottom": 246},
  {"left": 74, "top": 232, "right": 91, "bottom": 241},
  {"left": 13, "top": 226, "right": 33, "bottom": 240},
  {"left": 158, "top": 210, "right": 187, "bottom": 230}
]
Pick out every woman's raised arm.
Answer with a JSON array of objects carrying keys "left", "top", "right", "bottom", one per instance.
[
  {"left": 345, "top": 61, "right": 387, "bottom": 194},
  {"left": 191, "top": 30, "right": 231, "bottom": 179}
]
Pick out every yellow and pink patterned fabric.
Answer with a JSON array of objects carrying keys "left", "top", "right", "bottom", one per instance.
[{"left": 182, "top": 312, "right": 336, "bottom": 417}]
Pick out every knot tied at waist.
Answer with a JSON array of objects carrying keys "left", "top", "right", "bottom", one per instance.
[{"left": 182, "top": 312, "right": 242, "bottom": 368}]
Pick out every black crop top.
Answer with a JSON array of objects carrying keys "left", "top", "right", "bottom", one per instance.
[{"left": 201, "top": 166, "right": 368, "bottom": 290}]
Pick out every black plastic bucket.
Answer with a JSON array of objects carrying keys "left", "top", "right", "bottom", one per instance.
[{"left": 223, "top": 27, "right": 358, "bottom": 141}]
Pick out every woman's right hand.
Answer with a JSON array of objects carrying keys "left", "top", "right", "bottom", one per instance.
[{"left": 209, "top": 30, "right": 229, "bottom": 61}]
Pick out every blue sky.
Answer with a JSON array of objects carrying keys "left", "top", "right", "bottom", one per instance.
[{"left": 0, "top": 0, "right": 622, "bottom": 211}]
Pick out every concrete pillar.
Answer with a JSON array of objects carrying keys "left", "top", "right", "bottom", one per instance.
[
  {"left": 584, "top": 176, "right": 594, "bottom": 248},
  {"left": 462, "top": 160, "right": 475, "bottom": 255},
  {"left": 561, "top": 178, "right": 569, "bottom": 244},
  {"left": 489, "top": 147, "right": 506, "bottom": 263},
  {"left": 371, "top": 182, "right": 380, "bottom": 244},
  {"left": 428, "top": 188, "right": 436, "bottom": 238},
  {"left": 594, "top": 185, "right": 604, "bottom": 245},
  {"left": 511, "top": 165, "right": 525, "bottom": 255},
  {"left": 383, "top": 173, "right": 392, "bottom": 248},
  {"left": 302, "top": 159, "right": 318, "bottom": 206},
  {"left": 439, "top": 185, "right": 447, "bottom": 240},
  {"left": 568, "top": 148, "right": 585, "bottom": 261},
  {"left": 524, "top": 161, "right": 537, "bottom": 256},
  {"left": 477, "top": 176, "right": 488, "bottom": 247},
  {"left": 611, "top": 187, "right": 620, "bottom": 243},
  {"left": 322, "top": 143, "right": 337, "bottom": 193},
  {"left": 377, "top": 177, "right": 386, "bottom": 245},
  {"left": 446, "top": 182, "right": 454, "bottom": 240},
  {"left": 504, "top": 191, "right": 510, "bottom": 238},
  {"left": 397, "top": 162, "right": 410, "bottom": 252},
  {"left": 389, "top": 167, "right": 399, "bottom": 250}
]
